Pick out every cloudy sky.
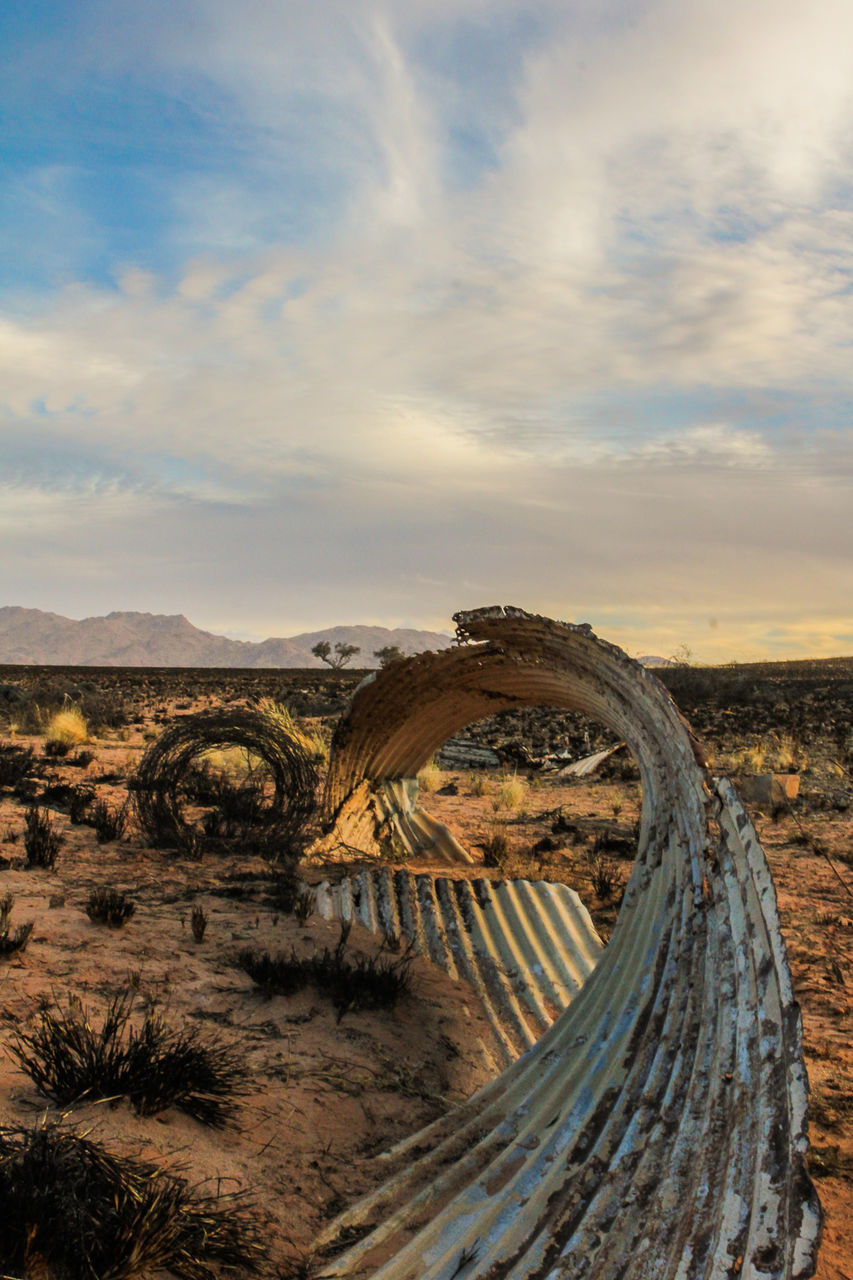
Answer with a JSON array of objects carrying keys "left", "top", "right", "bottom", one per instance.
[{"left": 2, "top": 0, "right": 852, "bottom": 661}]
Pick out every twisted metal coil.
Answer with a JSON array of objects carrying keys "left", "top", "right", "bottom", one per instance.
[{"left": 312, "top": 607, "right": 820, "bottom": 1280}]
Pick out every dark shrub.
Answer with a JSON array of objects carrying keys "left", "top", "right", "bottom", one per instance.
[
  {"left": 23, "top": 806, "right": 62, "bottom": 869},
  {"left": 0, "top": 1124, "right": 265, "bottom": 1279},
  {"left": 12, "top": 994, "right": 247, "bottom": 1128},
  {"left": 86, "top": 887, "right": 135, "bottom": 927}
]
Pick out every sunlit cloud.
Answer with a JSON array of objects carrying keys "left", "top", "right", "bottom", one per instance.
[{"left": 1, "top": 0, "right": 852, "bottom": 657}]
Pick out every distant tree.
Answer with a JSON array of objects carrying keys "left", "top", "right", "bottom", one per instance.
[
  {"left": 312, "top": 640, "right": 361, "bottom": 669},
  {"left": 374, "top": 645, "right": 404, "bottom": 668}
]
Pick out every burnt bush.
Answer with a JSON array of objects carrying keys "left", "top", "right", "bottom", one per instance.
[
  {"left": 0, "top": 893, "right": 34, "bottom": 958},
  {"left": 0, "top": 1123, "right": 265, "bottom": 1279},
  {"left": 240, "top": 921, "right": 413, "bottom": 1021},
  {"left": 133, "top": 702, "right": 318, "bottom": 859},
  {"left": 0, "top": 742, "right": 34, "bottom": 789},
  {"left": 90, "top": 797, "right": 130, "bottom": 844},
  {"left": 12, "top": 994, "right": 247, "bottom": 1128},
  {"left": 86, "top": 887, "right": 135, "bottom": 927},
  {"left": 23, "top": 806, "right": 62, "bottom": 869}
]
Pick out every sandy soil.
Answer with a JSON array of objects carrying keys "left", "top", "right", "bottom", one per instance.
[{"left": 0, "top": 690, "right": 850, "bottom": 1280}]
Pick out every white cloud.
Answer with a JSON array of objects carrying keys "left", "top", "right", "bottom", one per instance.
[{"left": 2, "top": 0, "right": 853, "bottom": 655}]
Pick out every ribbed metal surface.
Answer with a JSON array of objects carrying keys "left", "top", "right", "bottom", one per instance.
[
  {"left": 311, "top": 608, "right": 820, "bottom": 1280},
  {"left": 315, "top": 869, "right": 603, "bottom": 1067}
]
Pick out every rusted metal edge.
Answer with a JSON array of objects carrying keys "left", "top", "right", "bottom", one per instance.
[{"left": 310, "top": 607, "right": 821, "bottom": 1280}]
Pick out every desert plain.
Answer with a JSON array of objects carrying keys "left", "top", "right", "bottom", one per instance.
[{"left": 0, "top": 658, "right": 850, "bottom": 1280}]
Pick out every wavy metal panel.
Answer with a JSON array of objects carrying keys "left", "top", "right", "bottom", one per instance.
[
  {"left": 310, "top": 608, "right": 820, "bottom": 1280},
  {"left": 315, "top": 869, "right": 603, "bottom": 1066}
]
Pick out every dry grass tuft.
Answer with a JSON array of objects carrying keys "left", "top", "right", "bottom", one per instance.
[
  {"left": 45, "top": 705, "right": 89, "bottom": 749},
  {"left": 492, "top": 772, "right": 527, "bottom": 812},
  {"left": 417, "top": 759, "right": 443, "bottom": 794}
]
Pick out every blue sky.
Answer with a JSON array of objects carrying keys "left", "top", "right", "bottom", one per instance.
[{"left": 2, "top": 0, "right": 852, "bottom": 660}]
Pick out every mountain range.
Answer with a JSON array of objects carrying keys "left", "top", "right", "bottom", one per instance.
[{"left": 0, "top": 607, "right": 454, "bottom": 668}]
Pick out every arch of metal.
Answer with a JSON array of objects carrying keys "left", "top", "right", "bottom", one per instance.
[{"left": 314, "top": 607, "right": 821, "bottom": 1280}]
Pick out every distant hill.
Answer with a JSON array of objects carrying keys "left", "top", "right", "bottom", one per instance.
[{"left": 0, "top": 607, "right": 454, "bottom": 668}]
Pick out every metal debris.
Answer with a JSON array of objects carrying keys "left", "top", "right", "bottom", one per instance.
[
  {"left": 312, "top": 607, "right": 821, "bottom": 1280},
  {"left": 555, "top": 742, "right": 625, "bottom": 778},
  {"left": 315, "top": 868, "right": 603, "bottom": 1067}
]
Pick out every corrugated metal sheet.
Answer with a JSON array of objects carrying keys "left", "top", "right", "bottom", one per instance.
[
  {"left": 315, "top": 868, "right": 603, "bottom": 1067},
  {"left": 309, "top": 607, "right": 820, "bottom": 1280},
  {"left": 555, "top": 743, "right": 625, "bottom": 777}
]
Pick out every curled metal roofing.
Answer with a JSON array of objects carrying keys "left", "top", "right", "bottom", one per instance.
[{"left": 312, "top": 607, "right": 821, "bottom": 1280}]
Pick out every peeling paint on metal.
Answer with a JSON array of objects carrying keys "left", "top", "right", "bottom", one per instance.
[{"left": 310, "top": 607, "right": 821, "bottom": 1280}]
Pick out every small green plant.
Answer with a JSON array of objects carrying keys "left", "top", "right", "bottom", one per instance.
[
  {"left": 11, "top": 994, "right": 247, "bottom": 1127},
  {"left": 0, "top": 893, "right": 34, "bottom": 958},
  {"left": 23, "top": 806, "right": 62, "bottom": 869},
  {"left": 469, "top": 773, "right": 491, "bottom": 797},
  {"left": 190, "top": 903, "right": 208, "bottom": 943},
  {"left": 0, "top": 1124, "right": 266, "bottom": 1279},
  {"left": 69, "top": 748, "right": 96, "bottom": 769},
  {"left": 86, "top": 888, "right": 135, "bottom": 928}
]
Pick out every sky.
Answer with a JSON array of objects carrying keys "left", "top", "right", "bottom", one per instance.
[{"left": 1, "top": 0, "right": 852, "bottom": 663}]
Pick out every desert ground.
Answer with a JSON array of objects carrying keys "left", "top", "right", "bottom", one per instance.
[{"left": 0, "top": 659, "right": 850, "bottom": 1280}]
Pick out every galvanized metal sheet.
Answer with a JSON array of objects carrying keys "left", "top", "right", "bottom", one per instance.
[
  {"left": 311, "top": 608, "right": 820, "bottom": 1280},
  {"left": 315, "top": 869, "right": 603, "bottom": 1067}
]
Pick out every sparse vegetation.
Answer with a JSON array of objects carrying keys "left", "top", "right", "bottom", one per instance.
[
  {"left": 492, "top": 772, "right": 526, "bottom": 812},
  {"left": 45, "top": 704, "right": 89, "bottom": 750},
  {"left": 417, "top": 758, "right": 443, "bottom": 793},
  {"left": 240, "top": 922, "right": 413, "bottom": 1020},
  {"left": 91, "top": 796, "right": 130, "bottom": 843},
  {"left": 311, "top": 640, "right": 361, "bottom": 669},
  {"left": 69, "top": 781, "right": 96, "bottom": 824},
  {"left": 132, "top": 701, "right": 318, "bottom": 858},
  {"left": 23, "top": 805, "right": 62, "bottom": 868},
  {"left": 11, "top": 994, "right": 247, "bottom": 1127},
  {"left": 480, "top": 828, "right": 511, "bottom": 868},
  {"left": 590, "top": 859, "right": 622, "bottom": 902},
  {"left": 190, "top": 902, "right": 208, "bottom": 942},
  {"left": 0, "top": 742, "right": 34, "bottom": 788},
  {"left": 0, "top": 892, "right": 34, "bottom": 957},
  {"left": 0, "top": 1123, "right": 266, "bottom": 1279},
  {"left": 374, "top": 645, "right": 404, "bottom": 667},
  {"left": 86, "top": 887, "right": 136, "bottom": 927}
]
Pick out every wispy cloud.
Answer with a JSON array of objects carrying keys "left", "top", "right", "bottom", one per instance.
[{"left": 1, "top": 0, "right": 852, "bottom": 657}]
